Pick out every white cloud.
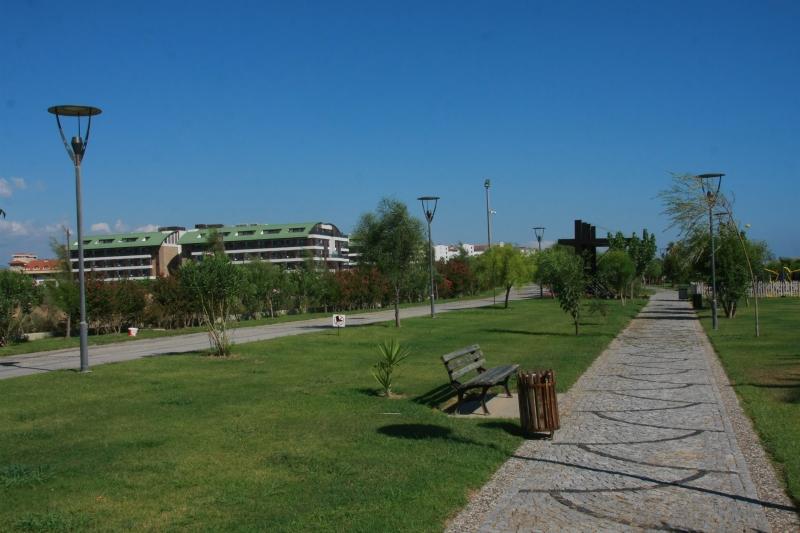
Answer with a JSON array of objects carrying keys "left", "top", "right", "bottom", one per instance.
[
  {"left": 135, "top": 224, "right": 159, "bottom": 232},
  {"left": 113, "top": 219, "right": 127, "bottom": 232},
  {"left": 0, "top": 176, "right": 28, "bottom": 198},
  {"left": 90, "top": 222, "right": 111, "bottom": 233},
  {"left": 0, "top": 219, "right": 33, "bottom": 236}
]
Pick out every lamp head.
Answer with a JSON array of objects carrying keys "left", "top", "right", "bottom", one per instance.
[
  {"left": 48, "top": 105, "right": 102, "bottom": 165},
  {"left": 417, "top": 196, "right": 440, "bottom": 223},
  {"left": 484, "top": 179, "right": 491, "bottom": 189}
]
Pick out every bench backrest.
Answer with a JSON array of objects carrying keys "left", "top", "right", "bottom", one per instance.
[{"left": 441, "top": 344, "right": 486, "bottom": 384}]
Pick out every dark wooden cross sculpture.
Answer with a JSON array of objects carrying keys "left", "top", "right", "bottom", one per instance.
[{"left": 557, "top": 220, "right": 609, "bottom": 273}]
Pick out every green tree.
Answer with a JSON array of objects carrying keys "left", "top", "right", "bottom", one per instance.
[
  {"left": 352, "top": 198, "right": 425, "bottom": 327},
  {"left": 180, "top": 254, "right": 246, "bottom": 356},
  {"left": 44, "top": 236, "right": 78, "bottom": 337},
  {"left": 0, "top": 270, "right": 41, "bottom": 346},
  {"left": 147, "top": 273, "right": 200, "bottom": 328},
  {"left": 598, "top": 250, "right": 636, "bottom": 305},
  {"left": 536, "top": 246, "right": 586, "bottom": 334},
  {"left": 475, "top": 245, "right": 532, "bottom": 308},
  {"left": 644, "top": 258, "right": 664, "bottom": 284},
  {"left": 241, "top": 260, "right": 286, "bottom": 318},
  {"left": 694, "top": 225, "right": 770, "bottom": 318},
  {"left": 607, "top": 229, "right": 656, "bottom": 296}
]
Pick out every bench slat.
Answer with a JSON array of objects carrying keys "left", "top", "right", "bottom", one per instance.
[
  {"left": 450, "top": 360, "right": 485, "bottom": 381},
  {"left": 462, "top": 364, "right": 519, "bottom": 388},
  {"left": 441, "top": 344, "right": 481, "bottom": 363}
]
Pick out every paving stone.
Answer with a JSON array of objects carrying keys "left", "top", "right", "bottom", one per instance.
[{"left": 447, "top": 291, "right": 788, "bottom": 532}]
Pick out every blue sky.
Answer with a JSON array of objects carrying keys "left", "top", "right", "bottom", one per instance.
[{"left": 1, "top": 1, "right": 798, "bottom": 261}]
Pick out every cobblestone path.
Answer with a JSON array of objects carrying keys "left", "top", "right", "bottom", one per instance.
[{"left": 454, "top": 291, "right": 786, "bottom": 532}]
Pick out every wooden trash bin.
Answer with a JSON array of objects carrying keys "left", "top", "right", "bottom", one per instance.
[{"left": 517, "top": 369, "right": 560, "bottom": 437}]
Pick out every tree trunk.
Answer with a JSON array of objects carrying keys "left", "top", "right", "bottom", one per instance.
[
  {"left": 504, "top": 285, "right": 512, "bottom": 308},
  {"left": 394, "top": 285, "right": 401, "bottom": 327},
  {"left": 65, "top": 314, "right": 71, "bottom": 338}
]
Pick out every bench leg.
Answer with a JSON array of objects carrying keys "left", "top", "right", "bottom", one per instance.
[
  {"left": 503, "top": 376, "right": 513, "bottom": 398},
  {"left": 479, "top": 387, "right": 490, "bottom": 415},
  {"left": 457, "top": 390, "right": 464, "bottom": 411}
]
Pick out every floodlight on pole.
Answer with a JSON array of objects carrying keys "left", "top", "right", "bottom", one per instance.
[
  {"left": 418, "top": 196, "right": 440, "bottom": 318},
  {"left": 48, "top": 104, "right": 102, "bottom": 373},
  {"left": 696, "top": 172, "right": 724, "bottom": 331},
  {"left": 533, "top": 226, "right": 545, "bottom": 298}
]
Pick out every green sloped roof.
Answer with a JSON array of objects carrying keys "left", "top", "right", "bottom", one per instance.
[
  {"left": 70, "top": 231, "right": 170, "bottom": 251},
  {"left": 178, "top": 222, "right": 323, "bottom": 245}
]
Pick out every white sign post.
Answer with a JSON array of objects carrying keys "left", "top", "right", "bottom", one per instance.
[{"left": 332, "top": 314, "right": 346, "bottom": 336}]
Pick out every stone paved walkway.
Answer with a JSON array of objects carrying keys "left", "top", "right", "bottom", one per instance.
[{"left": 450, "top": 291, "right": 796, "bottom": 532}]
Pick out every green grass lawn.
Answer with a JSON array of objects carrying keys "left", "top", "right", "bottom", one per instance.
[
  {"left": 700, "top": 297, "right": 800, "bottom": 504},
  {"left": 0, "top": 292, "right": 498, "bottom": 358},
  {"left": 0, "top": 297, "right": 644, "bottom": 532}
]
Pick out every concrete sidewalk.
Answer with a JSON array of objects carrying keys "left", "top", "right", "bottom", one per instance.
[
  {"left": 0, "top": 285, "right": 539, "bottom": 381},
  {"left": 448, "top": 290, "right": 798, "bottom": 532}
]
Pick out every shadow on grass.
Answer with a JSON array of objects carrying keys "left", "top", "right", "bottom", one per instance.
[
  {"left": 478, "top": 421, "right": 525, "bottom": 437},
  {"left": 377, "top": 424, "right": 498, "bottom": 449},
  {"left": 413, "top": 384, "right": 453, "bottom": 408},
  {"left": 484, "top": 328, "right": 605, "bottom": 337},
  {"left": 355, "top": 387, "right": 382, "bottom": 397},
  {"left": 635, "top": 316, "right": 698, "bottom": 321}
]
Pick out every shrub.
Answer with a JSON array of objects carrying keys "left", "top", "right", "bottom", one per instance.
[{"left": 371, "top": 339, "right": 411, "bottom": 397}]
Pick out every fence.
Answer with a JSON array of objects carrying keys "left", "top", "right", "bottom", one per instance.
[{"left": 692, "top": 281, "right": 800, "bottom": 298}]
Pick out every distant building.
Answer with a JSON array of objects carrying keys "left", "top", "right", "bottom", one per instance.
[
  {"left": 69, "top": 228, "right": 183, "bottom": 281},
  {"left": 8, "top": 253, "right": 61, "bottom": 284},
  {"left": 179, "top": 222, "right": 349, "bottom": 270},
  {"left": 22, "top": 259, "right": 61, "bottom": 284},
  {"left": 433, "top": 243, "right": 523, "bottom": 261},
  {"left": 434, "top": 244, "right": 475, "bottom": 262},
  {"left": 8, "top": 253, "right": 37, "bottom": 271}
]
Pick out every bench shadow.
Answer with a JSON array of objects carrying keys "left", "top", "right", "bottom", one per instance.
[{"left": 413, "top": 384, "right": 454, "bottom": 408}]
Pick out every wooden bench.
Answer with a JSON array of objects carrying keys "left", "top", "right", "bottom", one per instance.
[{"left": 441, "top": 344, "right": 519, "bottom": 415}]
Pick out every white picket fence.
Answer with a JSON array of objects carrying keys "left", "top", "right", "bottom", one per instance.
[{"left": 692, "top": 281, "right": 800, "bottom": 298}]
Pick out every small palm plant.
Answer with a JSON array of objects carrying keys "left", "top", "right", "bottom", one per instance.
[{"left": 372, "top": 339, "right": 411, "bottom": 397}]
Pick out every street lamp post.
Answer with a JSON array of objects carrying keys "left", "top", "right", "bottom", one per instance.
[
  {"left": 484, "top": 179, "right": 496, "bottom": 304},
  {"left": 484, "top": 179, "right": 492, "bottom": 248},
  {"left": 533, "top": 226, "right": 545, "bottom": 298},
  {"left": 48, "top": 105, "right": 102, "bottom": 373},
  {"left": 418, "top": 196, "right": 440, "bottom": 318},
  {"left": 697, "top": 173, "right": 724, "bottom": 331}
]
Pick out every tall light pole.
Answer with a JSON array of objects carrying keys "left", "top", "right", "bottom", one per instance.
[
  {"left": 697, "top": 173, "right": 724, "bottom": 331},
  {"left": 49, "top": 105, "right": 102, "bottom": 373},
  {"left": 533, "top": 226, "right": 545, "bottom": 298},
  {"left": 484, "top": 179, "right": 497, "bottom": 304},
  {"left": 484, "top": 179, "right": 492, "bottom": 248},
  {"left": 418, "top": 196, "right": 440, "bottom": 318}
]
